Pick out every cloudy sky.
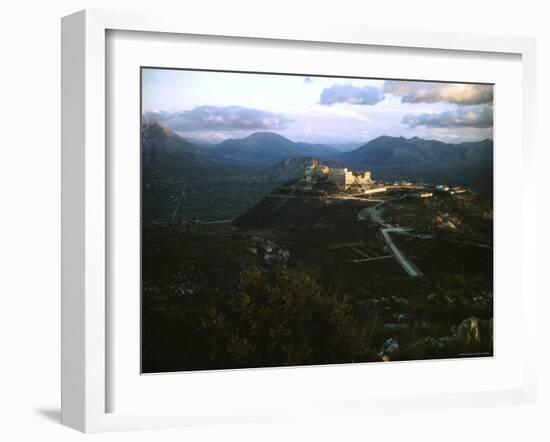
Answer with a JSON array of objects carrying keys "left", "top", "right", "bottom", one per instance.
[{"left": 142, "top": 68, "right": 493, "bottom": 146}]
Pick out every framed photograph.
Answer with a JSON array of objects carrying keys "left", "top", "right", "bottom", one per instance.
[{"left": 61, "top": 9, "right": 538, "bottom": 432}]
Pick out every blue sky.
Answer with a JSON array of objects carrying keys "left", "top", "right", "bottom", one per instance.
[{"left": 142, "top": 68, "right": 493, "bottom": 145}]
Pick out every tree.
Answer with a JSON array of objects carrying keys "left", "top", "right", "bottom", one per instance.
[{"left": 201, "top": 267, "right": 372, "bottom": 368}]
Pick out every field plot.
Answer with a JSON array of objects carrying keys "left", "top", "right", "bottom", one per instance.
[
  {"left": 392, "top": 234, "right": 493, "bottom": 278},
  {"left": 328, "top": 241, "right": 393, "bottom": 263}
]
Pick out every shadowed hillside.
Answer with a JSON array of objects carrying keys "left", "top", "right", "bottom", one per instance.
[
  {"left": 141, "top": 124, "right": 334, "bottom": 222},
  {"left": 339, "top": 136, "right": 493, "bottom": 194},
  {"left": 143, "top": 175, "right": 493, "bottom": 372}
]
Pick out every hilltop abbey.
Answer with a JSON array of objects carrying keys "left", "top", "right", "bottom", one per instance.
[{"left": 304, "top": 159, "right": 373, "bottom": 189}]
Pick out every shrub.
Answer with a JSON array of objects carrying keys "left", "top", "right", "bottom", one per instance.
[{"left": 201, "top": 267, "right": 373, "bottom": 368}]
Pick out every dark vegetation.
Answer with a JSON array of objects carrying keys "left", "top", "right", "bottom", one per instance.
[
  {"left": 142, "top": 187, "right": 493, "bottom": 372},
  {"left": 141, "top": 124, "right": 493, "bottom": 372}
]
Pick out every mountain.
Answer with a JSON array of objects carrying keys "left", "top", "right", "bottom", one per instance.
[
  {"left": 295, "top": 142, "right": 340, "bottom": 158},
  {"left": 326, "top": 141, "right": 365, "bottom": 152},
  {"left": 339, "top": 136, "right": 493, "bottom": 193},
  {"left": 211, "top": 132, "right": 339, "bottom": 165},
  {"left": 141, "top": 123, "right": 242, "bottom": 176},
  {"left": 141, "top": 122, "right": 199, "bottom": 161},
  {"left": 340, "top": 136, "right": 493, "bottom": 167},
  {"left": 141, "top": 123, "right": 248, "bottom": 221},
  {"left": 141, "top": 125, "right": 328, "bottom": 222},
  {"left": 141, "top": 124, "right": 330, "bottom": 185}
]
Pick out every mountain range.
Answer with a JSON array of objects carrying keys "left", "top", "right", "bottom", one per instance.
[
  {"left": 339, "top": 135, "right": 493, "bottom": 168},
  {"left": 141, "top": 124, "right": 341, "bottom": 221},
  {"left": 141, "top": 124, "right": 333, "bottom": 181},
  {"left": 338, "top": 135, "right": 493, "bottom": 193},
  {"left": 210, "top": 131, "right": 339, "bottom": 165},
  {"left": 142, "top": 123, "right": 493, "bottom": 221},
  {"left": 143, "top": 123, "right": 493, "bottom": 176}
]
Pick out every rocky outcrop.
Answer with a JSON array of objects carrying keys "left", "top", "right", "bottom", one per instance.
[
  {"left": 378, "top": 338, "right": 399, "bottom": 361},
  {"left": 456, "top": 317, "right": 482, "bottom": 348}
]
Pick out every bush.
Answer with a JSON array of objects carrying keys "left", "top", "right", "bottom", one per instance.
[{"left": 201, "top": 267, "right": 373, "bottom": 368}]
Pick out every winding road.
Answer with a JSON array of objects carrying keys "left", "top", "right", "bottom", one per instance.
[
  {"left": 380, "top": 227, "right": 423, "bottom": 277},
  {"left": 359, "top": 197, "right": 423, "bottom": 278},
  {"left": 268, "top": 189, "right": 424, "bottom": 277}
]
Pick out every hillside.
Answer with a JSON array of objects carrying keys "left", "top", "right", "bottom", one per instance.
[
  {"left": 340, "top": 136, "right": 493, "bottom": 166},
  {"left": 143, "top": 164, "right": 494, "bottom": 372},
  {"left": 141, "top": 122, "right": 199, "bottom": 159},
  {"left": 339, "top": 136, "right": 493, "bottom": 193},
  {"left": 235, "top": 175, "right": 492, "bottom": 245},
  {"left": 141, "top": 125, "right": 328, "bottom": 222}
]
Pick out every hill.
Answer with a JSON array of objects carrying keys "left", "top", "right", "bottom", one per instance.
[
  {"left": 340, "top": 136, "right": 493, "bottom": 166},
  {"left": 211, "top": 132, "right": 338, "bottom": 165},
  {"left": 339, "top": 136, "right": 493, "bottom": 193},
  {"left": 143, "top": 158, "right": 494, "bottom": 372},
  {"left": 142, "top": 122, "right": 198, "bottom": 158},
  {"left": 141, "top": 124, "right": 327, "bottom": 222}
]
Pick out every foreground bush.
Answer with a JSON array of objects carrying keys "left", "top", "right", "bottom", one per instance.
[{"left": 201, "top": 267, "right": 373, "bottom": 368}]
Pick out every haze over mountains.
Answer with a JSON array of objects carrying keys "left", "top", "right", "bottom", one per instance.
[
  {"left": 142, "top": 122, "right": 493, "bottom": 221},
  {"left": 144, "top": 122, "right": 492, "bottom": 180},
  {"left": 144, "top": 122, "right": 492, "bottom": 165},
  {"left": 142, "top": 123, "right": 333, "bottom": 179}
]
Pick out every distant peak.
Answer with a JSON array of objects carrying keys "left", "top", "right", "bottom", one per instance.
[
  {"left": 365, "top": 135, "right": 443, "bottom": 145},
  {"left": 143, "top": 122, "right": 172, "bottom": 135},
  {"left": 362, "top": 135, "right": 404, "bottom": 145},
  {"left": 247, "top": 131, "right": 289, "bottom": 140},
  {"left": 142, "top": 122, "right": 195, "bottom": 145}
]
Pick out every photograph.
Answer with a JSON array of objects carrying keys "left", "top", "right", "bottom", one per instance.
[{"left": 140, "top": 68, "right": 494, "bottom": 373}]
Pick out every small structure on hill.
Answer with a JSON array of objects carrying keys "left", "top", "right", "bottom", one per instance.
[
  {"left": 327, "top": 167, "right": 372, "bottom": 189},
  {"left": 364, "top": 186, "right": 387, "bottom": 195},
  {"left": 304, "top": 159, "right": 330, "bottom": 188},
  {"left": 303, "top": 160, "right": 373, "bottom": 190},
  {"left": 451, "top": 186, "right": 467, "bottom": 194}
]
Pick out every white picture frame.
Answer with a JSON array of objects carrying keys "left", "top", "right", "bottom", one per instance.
[{"left": 61, "top": 9, "right": 538, "bottom": 433}]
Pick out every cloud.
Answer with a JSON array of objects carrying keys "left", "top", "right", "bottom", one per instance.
[
  {"left": 142, "top": 110, "right": 171, "bottom": 124},
  {"left": 402, "top": 105, "right": 493, "bottom": 128},
  {"left": 142, "top": 106, "right": 293, "bottom": 132},
  {"left": 306, "top": 104, "right": 370, "bottom": 122},
  {"left": 385, "top": 81, "right": 493, "bottom": 105},
  {"left": 320, "top": 84, "right": 383, "bottom": 105}
]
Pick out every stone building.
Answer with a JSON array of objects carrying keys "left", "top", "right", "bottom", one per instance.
[{"left": 327, "top": 167, "right": 372, "bottom": 189}]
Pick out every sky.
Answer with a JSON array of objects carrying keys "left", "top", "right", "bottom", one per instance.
[{"left": 141, "top": 68, "right": 493, "bottom": 146}]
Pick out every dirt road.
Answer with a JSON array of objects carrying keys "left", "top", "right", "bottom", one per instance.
[{"left": 359, "top": 197, "right": 423, "bottom": 277}]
